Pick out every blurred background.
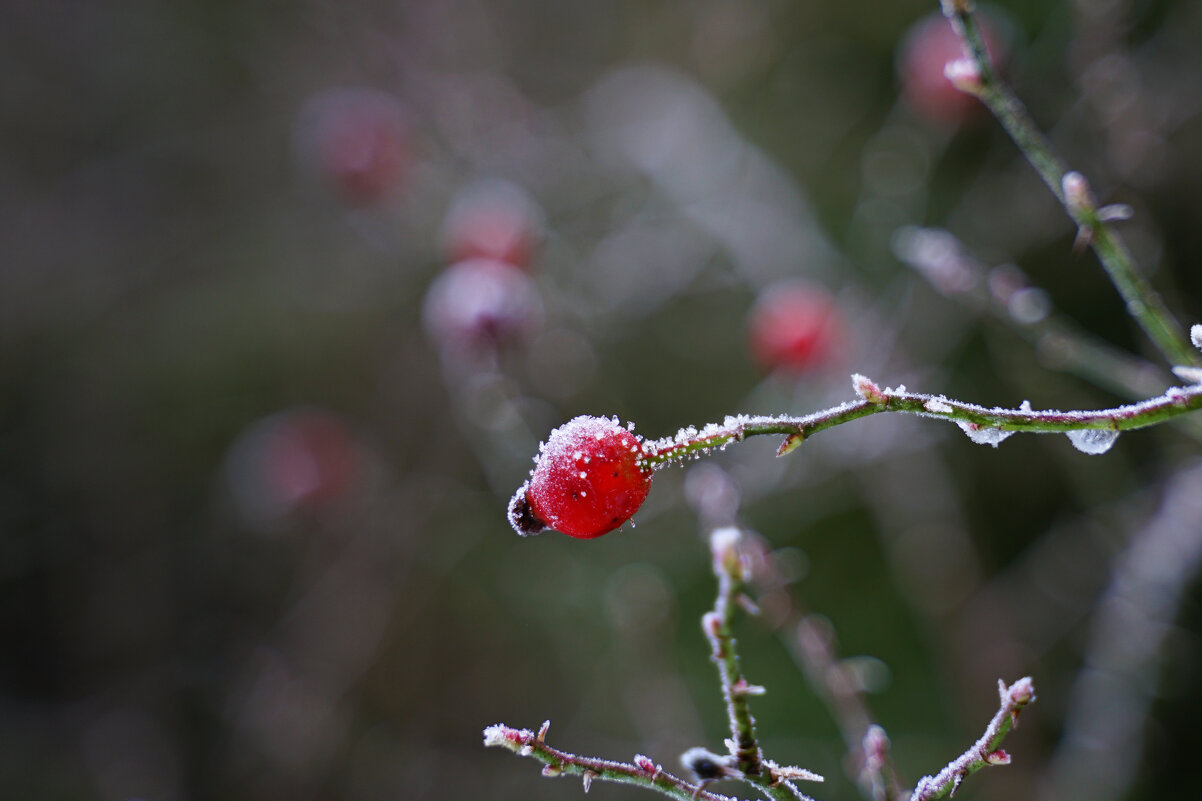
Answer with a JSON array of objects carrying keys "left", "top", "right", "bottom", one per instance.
[{"left": 3, "top": 0, "right": 1202, "bottom": 800}]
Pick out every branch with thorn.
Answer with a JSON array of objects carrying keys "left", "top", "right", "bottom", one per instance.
[{"left": 909, "top": 677, "right": 1037, "bottom": 801}]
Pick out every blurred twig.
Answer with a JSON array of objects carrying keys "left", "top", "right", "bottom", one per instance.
[
  {"left": 940, "top": 0, "right": 1200, "bottom": 369},
  {"left": 706, "top": 528, "right": 823, "bottom": 801}
]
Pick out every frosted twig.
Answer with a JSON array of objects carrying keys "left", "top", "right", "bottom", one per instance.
[
  {"left": 705, "top": 528, "right": 822, "bottom": 801},
  {"left": 641, "top": 375, "right": 1202, "bottom": 467},
  {"left": 482, "top": 722, "right": 744, "bottom": 801},
  {"left": 791, "top": 616, "right": 904, "bottom": 801},
  {"left": 908, "top": 677, "right": 1036, "bottom": 801},
  {"left": 939, "top": 0, "right": 1199, "bottom": 368}
]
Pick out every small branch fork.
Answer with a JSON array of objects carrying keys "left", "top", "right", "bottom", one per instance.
[
  {"left": 909, "top": 678, "right": 1037, "bottom": 801},
  {"left": 939, "top": 0, "right": 1199, "bottom": 368},
  {"left": 483, "top": 529, "right": 1036, "bottom": 801},
  {"left": 640, "top": 373, "right": 1202, "bottom": 468},
  {"left": 704, "top": 528, "right": 824, "bottom": 801}
]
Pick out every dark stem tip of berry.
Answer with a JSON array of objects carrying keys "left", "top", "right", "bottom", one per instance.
[{"left": 507, "top": 483, "right": 547, "bottom": 537}]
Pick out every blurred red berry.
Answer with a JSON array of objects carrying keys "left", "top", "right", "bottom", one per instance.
[
  {"left": 295, "top": 88, "right": 411, "bottom": 205},
  {"left": 898, "top": 12, "right": 1005, "bottom": 127},
  {"left": 748, "top": 282, "right": 842, "bottom": 374},
  {"left": 422, "top": 258, "right": 543, "bottom": 352},
  {"left": 508, "top": 416, "right": 653, "bottom": 539},
  {"left": 226, "top": 408, "right": 361, "bottom": 530},
  {"left": 441, "top": 179, "right": 545, "bottom": 269}
]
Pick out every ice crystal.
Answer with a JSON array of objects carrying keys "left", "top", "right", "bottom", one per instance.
[
  {"left": 1066, "top": 428, "right": 1119, "bottom": 455},
  {"left": 1172, "top": 366, "right": 1202, "bottom": 385},
  {"left": 924, "top": 397, "right": 953, "bottom": 414},
  {"left": 957, "top": 421, "right": 1014, "bottom": 447},
  {"left": 1192, "top": 324, "right": 1202, "bottom": 351}
]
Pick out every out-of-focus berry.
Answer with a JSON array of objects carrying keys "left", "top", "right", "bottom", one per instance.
[
  {"left": 508, "top": 416, "right": 653, "bottom": 539},
  {"left": 747, "top": 282, "right": 842, "bottom": 374},
  {"left": 898, "top": 12, "right": 1004, "bottom": 127},
  {"left": 441, "top": 179, "right": 545, "bottom": 269},
  {"left": 294, "top": 88, "right": 410, "bottom": 205},
  {"left": 225, "top": 408, "right": 361, "bottom": 530},
  {"left": 421, "top": 258, "right": 543, "bottom": 353}
]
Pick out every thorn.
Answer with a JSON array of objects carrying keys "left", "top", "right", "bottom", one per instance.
[
  {"left": 949, "top": 774, "right": 964, "bottom": 797},
  {"left": 736, "top": 593, "right": 761, "bottom": 616},
  {"left": 777, "top": 433, "right": 804, "bottom": 457},
  {"left": 1098, "top": 203, "right": 1133, "bottom": 222},
  {"left": 1072, "top": 225, "right": 1093, "bottom": 253},
  {"left": 732, "top": 677, "right": 767, "bottom": 696},
  {"left": 537, "top": 720, "right": 551, "bottom": 743},
  {"left": 582, "top": 770, "right": 598, "bottom": 793}
]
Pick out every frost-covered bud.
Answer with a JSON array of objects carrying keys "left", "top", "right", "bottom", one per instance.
[
  {"left": 944, "top": 58, "right": 983, "bottom": 95},
  {"left": 1190, "top": 324, "right": 1202, "bottom": 352},
  {"left": 899, "top": 11, "right": 1004, "bottom": 126},
  {"left": 1062, "top": 171, "right": 1095, "bottom": 216},
  {"left": 681, "top": 747, "right": 734, "bottom": 782},
  {"left": 710, "top": 526, "right": 744, "bottom": 575},
  {"left": 852, "top": 374, "right": 888, "bottom": 405},
  {"left": 985, "top": 749, "right": 1011, "bottom": 765}
]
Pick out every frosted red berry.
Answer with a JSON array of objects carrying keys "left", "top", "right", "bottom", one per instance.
[
  {"left": 747, "top": 282, "right": 842, "bottom": 374},
  {"left": 508, "top": 416, "right": 653, "bottom": 539},
  {"left": 898, "top": 12, "right": 1005, "bottom": 127},
  {"left": 441, "top": 179, "right": 545, "bottom": 269}
]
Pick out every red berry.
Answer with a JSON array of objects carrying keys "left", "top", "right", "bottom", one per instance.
[
  {"left": 898, "top": 12, "right": 1005, "bottom": 127},
  {"left": 441, "top": 179, "right": 544, "bottom": 269},
  {"left": 421, "top": 258, "right": 543, "bottom": 352},
  {"left": 225, "top": 408, "right": 361, "bottom": 530},
  {"left": 295, "top": 88, "right": 411, "bottom": 205},
  {"left": 508, "top": 416, "right": 653, "bottom": 539},
  {"left": 747, "top": 282, "right": 842, "bottom": 374}
]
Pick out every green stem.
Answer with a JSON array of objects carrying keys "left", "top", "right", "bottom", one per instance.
[
  {"left": 942, "top": 0, "right": 1198, "bottom": 367},
  {"left": 642, "top": 376, "right": 1202, "bottom": 467},
  {"left": 706, "top": 532, "right": 816, "bottom": 801}
]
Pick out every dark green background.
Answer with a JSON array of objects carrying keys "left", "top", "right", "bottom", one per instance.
[{"left": 3, "top": 1, "right": 1201, "bottom": 800}]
